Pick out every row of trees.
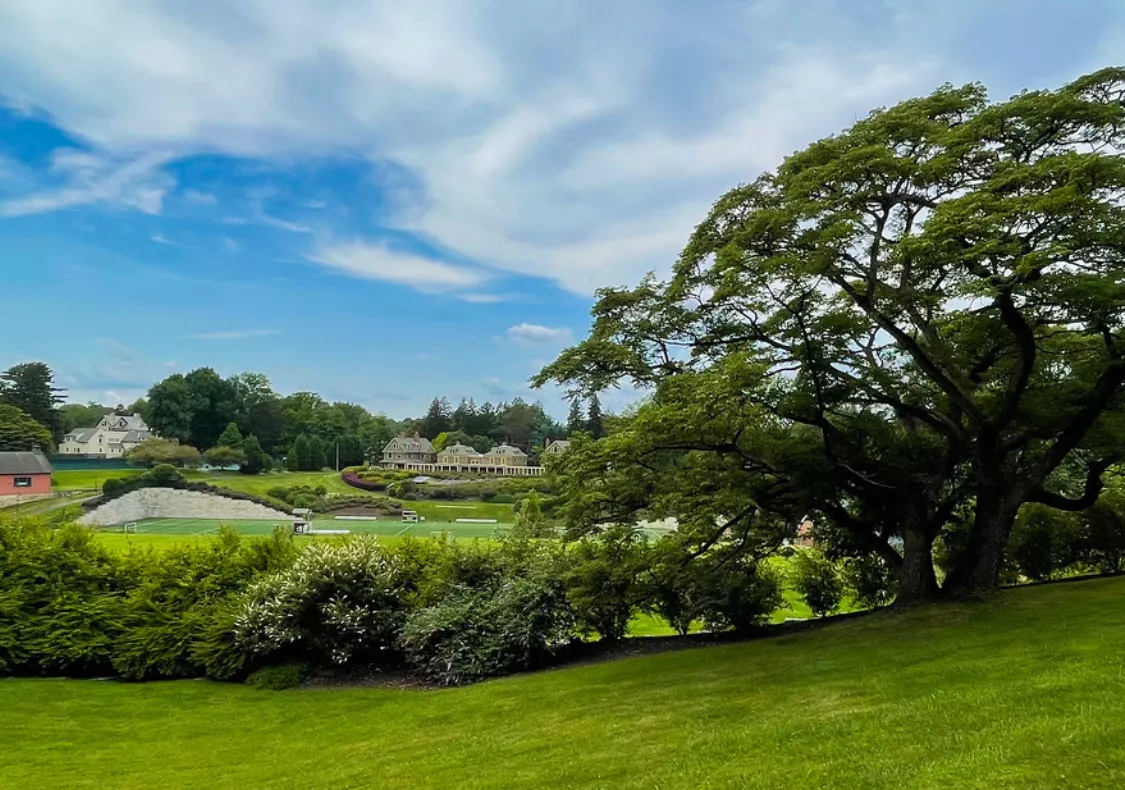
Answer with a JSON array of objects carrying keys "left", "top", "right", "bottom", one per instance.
[
  {"left": 535, "top": 68, "right": 1125, "bottom": 603},
  {"left": 0, "top": 360, "right": 591, "bottom": 466}
]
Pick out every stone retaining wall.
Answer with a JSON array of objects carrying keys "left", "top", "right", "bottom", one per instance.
[{"left": 78, "top": 488, "right": 291, "bottom": 526}]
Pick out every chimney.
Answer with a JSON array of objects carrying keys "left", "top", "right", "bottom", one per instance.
[{"left": 31, "top": 444, "right": 42, "bottom": 455}]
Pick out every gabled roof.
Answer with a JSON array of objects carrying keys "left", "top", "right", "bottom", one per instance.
[
  {"left": 64, "top": 428, "right": 98, "bottom": 443},
  {"left": 383, "top": 436, "right": 436, "bottom": 454},
  {"left": 546, "top": 439, "right": 572, "bottom": 451},
  {"left": 0, "top": 451, "right": 53, "bottom": 475},
  {"left": 485, "top": 443, "right": 526, "bottom": 456},
  {"left": 439, "top": 443, "right": 480, "bottom": 456}
]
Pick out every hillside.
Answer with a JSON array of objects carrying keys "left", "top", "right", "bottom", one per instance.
[{"left": 2, "top": 577, "right": 1123, "bottom": 789}]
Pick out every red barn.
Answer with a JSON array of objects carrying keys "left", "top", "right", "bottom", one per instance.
[{"left": 0, "top": 448, "right": 54, "bottom": 498}]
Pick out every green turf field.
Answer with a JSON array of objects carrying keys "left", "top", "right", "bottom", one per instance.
[
  {"left": 95, "top": 516, "right": 514, "bottom": 540},
  {"left": 2, "top": 576, "right": 1122, "bottom": 790}
]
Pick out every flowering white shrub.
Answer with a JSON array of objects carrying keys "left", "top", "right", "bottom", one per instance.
[{"left": 234, "top": 538, "right": 406, "bottom": 666}]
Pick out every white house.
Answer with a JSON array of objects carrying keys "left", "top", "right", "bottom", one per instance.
[
  {"left": 59, "top": 413, "right": 155, "bottom": 458},
  {"left": 544, "top": 439, "right": 572, "bottom": 455}
]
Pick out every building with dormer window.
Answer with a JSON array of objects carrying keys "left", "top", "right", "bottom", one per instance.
[{"left": 58, "top": 413, "right": 155, "bottom": 458}]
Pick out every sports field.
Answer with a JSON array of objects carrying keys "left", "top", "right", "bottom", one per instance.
[{"left": 93, "top": 516, "right": 513, "bottom": 542}]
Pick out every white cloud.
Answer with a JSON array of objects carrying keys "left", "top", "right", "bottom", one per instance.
[
  {"left": 308, "top": 240, "right": 487, "bottom": 292},
  {"left": 182, "top": 189, "right": 216, "bottom": 205},
  {"left": 460, "top": 292, "right": 510, "bottom": 303},
  {"left": 0, "top": 148, "right": 173, "bottom": 218},
  {"left": 187, "top": 329, "right": 282, "bottom": 340},
  {"left": 505, "top": 323, "right": 573, "bottom": 345},
  {"left": 2, "top": 1, "right": 1104, "bottom": 294},
  {"left": 151, "top": 232, "right": 176, "bottom": 245}
]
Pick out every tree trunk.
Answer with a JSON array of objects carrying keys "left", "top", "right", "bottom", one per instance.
[
  {"left": 895, "top": 525, "right": 940, "bottom": 606},
  {"left": 943, "top": 488, "right": 1019, "bottom": 598}
]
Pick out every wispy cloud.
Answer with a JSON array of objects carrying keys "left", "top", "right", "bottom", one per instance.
[
  {"left": 150, "top": 232, "right": 176, "bottom": 245},
  {"left": 187, "top": 329, "right": 282, "bottom": 341},
  {"left": 504, "top": 323, "right": 573, "bottom": 345},
  {"left": 0, "top": 149, "right": 174, "bottom": 218},
  {"left": 460, "top": 292, "right": 510, "bottom": 304},
  {"left": 182, "top": 189, "right": 216, "bottom": 205},
  {"left": 308, "top": 240, "right": 488, "bottom": 293},
  {"left": 223, "top": 236, "right": 240, "bottom": 253}
]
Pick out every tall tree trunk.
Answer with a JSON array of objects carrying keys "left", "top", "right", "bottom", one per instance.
[
  {"left": 895, "top": 524, "right": 940, "bottom": 606},
  {"left": 943, "top": 487, "right": 1019, "bottom": 598}
]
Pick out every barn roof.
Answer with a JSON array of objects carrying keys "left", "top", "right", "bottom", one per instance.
[{"left": 0, "top": 451, "right": 53, "bottom": 475}]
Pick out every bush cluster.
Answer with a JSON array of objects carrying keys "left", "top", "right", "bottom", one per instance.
[
  {"left": 0, "top": 520, "right": 792, "bottom": 687},
  {"left": 1005, "top": 499, "right": 1125, "bottom": 582}
]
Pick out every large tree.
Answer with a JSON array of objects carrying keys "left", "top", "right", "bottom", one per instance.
[
  {"left": 146, "top": 374, "right": 194, "bottom": 443},
  {"left": 537, "top": 68, "right": 1125, "bottom": 600},
  {"left": 420, "top": 397, "right": 453, "bottom": 439},
  {"left": 183, "top": 368, "right": 239, "bottom": 451},
  {"left": 0, "top": 404, "right": 54, "bottom": 452},
  {"left": 0, "top": 362, "right": 65, "bottom": 441}
]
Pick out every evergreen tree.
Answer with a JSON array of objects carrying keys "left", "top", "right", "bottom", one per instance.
[
  {"left": 420, "top": 397, "right": 454, "bottom": 439},
  {"left": 239, "top": 435, "right": 267, "bottom": 475},
  {"left": 0, "top": 362, "right": 65, "bottom": 442},
  {"left": 294, "top": 434, "right": 315, "bottom": 471},
  {"left": 285, "top": 442, "right": 301, "bottom": 472},
  {"left": 586, "top": 394, "right": 605, "bottom": 439},
  {"left": 0, "top": 404, "right": 54, "bottom": 452},
  {"left": 215, "top": 421, "right": 243, "bottom": 449},
  {"left": 566, "top": 400, "right": 586, "bottom": 436}
]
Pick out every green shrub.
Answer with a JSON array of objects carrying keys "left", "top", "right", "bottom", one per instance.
[
  {"left": 690, "top": 555, "right": 783, "bottom": 633},
  {"left": 1009, "top": 504, "right": 1081, "bottom": 582},
  {"left": 0, "top": 521, "right": 128, "bottom": 676},
  {"left": 1080, "top": 493, "right": 1125, "bottom": 574},
  {"left": 112, "top": 527, "right": 294, "bottom": 680},
  {"left": 234, "top": 538, "right": 407, "bottom": 668},
  {"left": 566, "top": 527, "right": 650, "bottom": 641},
  {"left": 401, "top": 576, "right": 573, "bottom": 686},
  {"left": 842, "top": 555, "right": 897, "bottom": 608},
  {"left": 246, "top": 663, "right": 310, "bottom": 690},
  {"left": 791, "top": 549, "right": 844, "bottom": 617},
  {"left": 101, "top": 478, "right": 127, "bottom": 498},
  {"left": 490, "top": 493, "right": 516, "bottom": 504}
]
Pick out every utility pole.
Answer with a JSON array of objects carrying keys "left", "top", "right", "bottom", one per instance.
[{"left": 335, "top": 442, "right": 340, "bottom": 472}]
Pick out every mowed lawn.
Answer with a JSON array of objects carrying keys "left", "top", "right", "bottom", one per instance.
[{"left": 3, "top": 578, "right": 1124, "bottom": 790}]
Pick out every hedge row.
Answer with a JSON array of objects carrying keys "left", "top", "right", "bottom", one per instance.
[{"left": 0, "top": 521, "right": 791, "bottom": 687}]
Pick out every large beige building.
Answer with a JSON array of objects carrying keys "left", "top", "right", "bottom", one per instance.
[
  {"left": 382, "top": 438, "right": 543, "bottom": 476},
  {"left": 59, "top": 413, "right": 155, "bottom": 458}
]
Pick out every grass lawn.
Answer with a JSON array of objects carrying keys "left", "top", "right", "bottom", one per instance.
[{"left": 3, "top": 577, "right": 1124, "bottom": 789}]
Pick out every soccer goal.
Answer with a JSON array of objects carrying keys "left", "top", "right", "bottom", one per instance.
[{"left": 122, "top": 522, "right": 138, "bottom": 534}]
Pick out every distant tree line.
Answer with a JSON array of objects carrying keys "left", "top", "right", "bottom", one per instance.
[{"left": 0, "top": 360, "right": 598, "bottom": 470}]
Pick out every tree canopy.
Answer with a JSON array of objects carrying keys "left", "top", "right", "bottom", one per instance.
[
  {"left": 0, "top": 404, "right": 54, "bottom": 452},
  {"left": 536, "top": 68, "right": 1125, "bottom": 602}
]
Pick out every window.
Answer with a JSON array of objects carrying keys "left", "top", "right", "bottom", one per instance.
[{"left": 14, "top": 477, "right": 32, "bottom": 488}]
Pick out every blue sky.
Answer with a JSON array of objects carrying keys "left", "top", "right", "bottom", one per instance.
[{"left": 0, "top": 0, "right": 1122, "bottom": 419}]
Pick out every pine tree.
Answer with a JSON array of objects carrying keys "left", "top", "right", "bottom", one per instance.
[
  {"left": 216, "top": 421, "right": 243, "bottom": 449},
  {"left": 0, "top": 362, "right": 65, "bottom": 442},
  {"left": 285, "top": 442, "right": 301, "bottom": 472},
  {"left": 294, "top": 434, "right": 315, "bottom": 471},
  {"left": 240, "top": 435, "right": 267, "bottom": 475},
  {"left": 566, "top": 400, "right": 586, "bottom": 436},
  {"left": 586, "top": 394, "right": 605, "bottom": 439}
]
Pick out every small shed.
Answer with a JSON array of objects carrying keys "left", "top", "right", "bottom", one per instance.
[{"left": 0, "top": 448, "right": 54, "bottom": 498}]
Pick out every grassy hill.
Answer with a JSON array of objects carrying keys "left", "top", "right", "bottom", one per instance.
[{"left": 3, "top": 577, "right": 1123, "bottom": 789}]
